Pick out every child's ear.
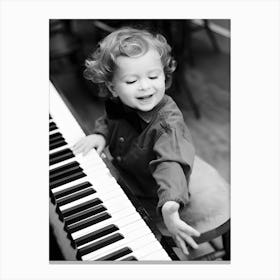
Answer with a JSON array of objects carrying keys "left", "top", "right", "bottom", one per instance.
[{"left": 106, "top": 82, "right": 118, "bottom": 97}]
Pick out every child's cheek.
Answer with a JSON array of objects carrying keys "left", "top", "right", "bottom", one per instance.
[{"left": 156, "top": 79, "right": 166, "bottom": 91}]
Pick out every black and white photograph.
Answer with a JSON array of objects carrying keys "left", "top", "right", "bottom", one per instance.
[
  {"left": 49, "top": 19, "right": 230, "bottom": 262},
  {"left": 1, "top": 0, "right": 280, "bottom": 279}
]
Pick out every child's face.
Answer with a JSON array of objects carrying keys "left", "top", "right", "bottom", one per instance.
[{"left": 108, "top": 48, "right": 165, "bottom": 112}]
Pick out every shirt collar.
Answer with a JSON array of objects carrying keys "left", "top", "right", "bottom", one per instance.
[{"left": 137, "top": 95, "right": 168, "bottom": 123}]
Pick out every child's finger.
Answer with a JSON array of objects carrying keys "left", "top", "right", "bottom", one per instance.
[
  {"left": 175, "top": 235, "right": 189, "bottom": 255},
  {"left": 179, "top": 231, "right": 199, "bottom": 250},
  {"left": 179, "top": 221, "right": 200, "bottom": 237},
  {"left": 73, "top": 141, "right": 86, "bottom": 151},
  {"left": 73, "top": 148, "right": 83, "bottom": 156},
  {"left": 95, "top": 144, "right": 104, "bottom": 155},
  {"left": 72, "top": 138, "right": 85, "bottom": 148},
  {"left": 73, "top": 143, "right": 89, "bottom": 155},
  {"left": 72, "top": 142, "right": 85, "bottom": 152},
  {"left": 82, "top": 148, "right": 90, "bottom": 156}
]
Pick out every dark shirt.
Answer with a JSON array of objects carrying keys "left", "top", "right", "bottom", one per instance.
[{"left": 93, "top": 95, "right": 195, "bottom": 212}]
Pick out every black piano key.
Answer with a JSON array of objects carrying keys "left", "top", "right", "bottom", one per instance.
[
  {"left": 49, "top": 122, "right": 58, "bottom": 131},
  {"left": 49, "top": 132, "right": 63, "bottom": 142},
  {"left": 65, "top": 204, "right": 107, "bottom": 227},
  {"left": 50, "top": 137, "right": 65, "bottom": 147},
  {"left": 49, "top": 132, "right": 64, "bottom": 141},
  {"left": 95, "top": 247, "right": 133, "bottom": 261},
  {"left": 50, "top": 164, "right": 83, "bottom": 182},
  {"left": 53, "top": 181, "right": 93, "bottom": 200},
  {"left": 61, "top": 198, "right": 103, "bottom": 218},
  {"left": 67, "top": 212, "right": 111, "bottom": 234},
  {"left": 49, "top": 147, "right": 74, "bottom": 161},
  {"left": 49, "top": 132, "right": 64, "bottom": 142},
  {"left": 50, "top": 139, "right": 67, "bottom": 150},
  {"left": 50, "top": 170, "right": 86, "bottom": 189},
  {"left": 49, "top": 189, "right": 56, "bottom": 205},
  {"left": 49, "top": 114, "right": 52, "bottom": 120},
  {"left": 56, "top": 188, "right": 96, "bottom": 207},
  {"left": 120, "top": 256, "right": 138, "bottom": 261},
  {"left": 74, "top": 224, "right": 118, "bottom": 247},
  {"left": 50, "top": 161, "right": 80, "bottom": 177},
  {"left": 49, "top": 148, "right": 74, "bottom": 165},
  {"left": 77, "top": 233, "right": 124, "bottom": 258}
]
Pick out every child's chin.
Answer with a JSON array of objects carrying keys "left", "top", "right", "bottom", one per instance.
[
  {"left": 136, "top": 99, "right": 157, "bottom": 111},
  {"left": 137, "top": 103, "right": 155, "bottom": 112}
]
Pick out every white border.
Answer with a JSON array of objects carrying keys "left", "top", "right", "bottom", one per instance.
[{"left": 1, "top": 0, "right": 280, "bottom": 279}]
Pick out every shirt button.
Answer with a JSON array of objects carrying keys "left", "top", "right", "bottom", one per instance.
[
  {"left": 116, "top": 156, "right": 122, "bottom": 162},
  {"left": 119, "top": 137, "right": 125, "bottom": 143}
]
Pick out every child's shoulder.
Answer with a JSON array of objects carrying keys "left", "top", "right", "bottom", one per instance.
[
  {"left": 153, "top": 95, "right": 188, "bottom": 135},
  {"left": 157, "top": 95, "right": 185, "bottom": 124}
]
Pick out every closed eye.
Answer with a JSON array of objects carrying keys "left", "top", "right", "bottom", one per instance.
[
  {"left": 126, "top": 80, "right": 136, "bottom": 84},
  {"left": 149, "top": 76, "right": 158, "bottom": 80}
]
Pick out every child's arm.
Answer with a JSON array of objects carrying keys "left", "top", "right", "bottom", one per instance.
[{"left": 162, "top": 201, "right": 200, "bottom": 255}]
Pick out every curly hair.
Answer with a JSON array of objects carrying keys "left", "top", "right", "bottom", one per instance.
[{"left": 84, "top": 27, "right": 177, "bottom": 98}]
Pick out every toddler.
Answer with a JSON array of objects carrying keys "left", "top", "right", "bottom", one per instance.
[{"left": 73, "top": 27, "right": 230, "bottom": 256}]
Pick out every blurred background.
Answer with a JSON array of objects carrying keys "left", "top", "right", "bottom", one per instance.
[{"left": 49, "top": 19, "right": 230, "bottom": 260}]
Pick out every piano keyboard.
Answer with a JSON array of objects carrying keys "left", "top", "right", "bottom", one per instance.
[{"left": 49, "top": 82, "right": 173, "bottom": 261}]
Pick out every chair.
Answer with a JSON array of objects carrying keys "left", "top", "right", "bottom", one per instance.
[
  {"left": 161, "top": 219, "right": 230, "bottom": 261},
  {"left": 136, "top": 155, "right": 230, "bottom": 261},
  {"left": 159, "top": 155, "right": 230, "bottom": 261}
]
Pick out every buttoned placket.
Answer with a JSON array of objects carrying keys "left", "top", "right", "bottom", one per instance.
[{"left": 116, "top": 136, "right": 125, "bottom": 163}]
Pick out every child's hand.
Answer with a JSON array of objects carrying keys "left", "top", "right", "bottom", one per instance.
[
  {"left": 72, "top": 134, "right": 106, "bottom": 156},
  {"left": 162, "top": 201, "right": 200, "bottom": 255}
]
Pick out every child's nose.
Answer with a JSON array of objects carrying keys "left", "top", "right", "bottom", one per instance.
[{"left": 139, "top": 78, "right": 151, "bottom": 90}]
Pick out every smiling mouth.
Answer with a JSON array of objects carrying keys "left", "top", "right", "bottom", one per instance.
[{"left": 137, "top": 94, "right": 153, "bottom": 100}]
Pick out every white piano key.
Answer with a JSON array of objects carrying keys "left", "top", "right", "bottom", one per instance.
[
  {"left": 64, "top": 193, "right": 137, "bottom": 223},
  {"left": 51, "top": 172, "right": 116, "bottom": 194},
  {"left": 50, "top": 157, "right": 77, "bottom": 170},
  {"left": 131, "top": 241, "right": 171, "bottom": 260},
  {"left": 50, "top": 166, "right": 113, "bottom": 193},
  {"left": 50, "top": 84, "right": 85, "bottom": 135},
  {"left": 141, "top": 248, "right": 171, "bottom": 261},
  {"left": 116, "top": 235, "right": 164, "bottom": 261},
  {"left": 117, "top": 245, "right": 160, "bottom": 261},
  {"left": 49, "top": 152, "right": 104, "bottom": 172},
  {"left": 51, "top": 177, "right": 91, "bottom": 194},
  {"left": 55, "top": 184, "right": 124, "bottom": 209},
  {"left": 82, "top": 221, "right": 154, "bottom": 261},
  {"left": 77, "top": 215, "right": 150, "bottom": 251},
  {"left": 55, "top": 183, "right": 115, "bottom": 202},
  {"left": 49, "top": 158, "right": 102, "bottom": 175},
  {"left": 53, "top": 181, "right": 128, "bottom": 210},
  {"left": 50, "top": 150, "right": 105, "bottom": 170},
  {"left": 81, "top": 221, "right": 149, "bottom": 260},
  {"left": 49, "top": 143, "right": 71, "bottom": 155},
  {"left": 72, "top": 208, "right": 141, "bottom": 240},
  {"left": 50, "top": 161, "right": 115, "bottom": 188},
  {"left": 66, "top": 197, "right": 134, "bottom": 227},
  {"left": 56, "top": 126, "right": 83, "bottom": 145},
  {"left": 50, "top": 162, "right": 110, "bottom": 185},
  {"left": 59, "top": 187, "right": 125, "bottom": 212},
  {"left": 63, "top": 182, "right": 131, "bottom": 217},
  {"left": 49, "top": 128, "right": 60, "bottom": 136}
]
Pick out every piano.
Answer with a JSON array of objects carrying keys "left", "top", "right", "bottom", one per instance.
[{"left": 49, "top": 82, "right": 179, "bottom": 261}]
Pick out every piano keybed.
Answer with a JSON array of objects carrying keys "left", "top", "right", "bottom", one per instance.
[{"left": 49, "top": 82, "right": 175, "bottom": 261}]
